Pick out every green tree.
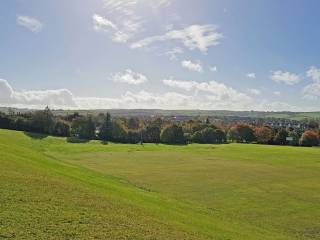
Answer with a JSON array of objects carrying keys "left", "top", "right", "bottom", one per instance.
[
  {"left": 288, "top": 130, "right": 300, "bottom": 146},
  {"left": 127, "top": 117, "right": 140, "bottom": 130},
  {"left": 111, "top": 120, "right": 128, "bottom": 143},
  {"left": 30, "top": 106, "right": 55, "bottom": 134},
  {"left": 53, "top": 120, "right": 70, "bottom": 137},
  {"left": 143, "top": 126, "right": 161, "bottom": 143},
  {"left": 98, "top": 112, "right": 113, "bottom": 141},
  {"left": 71, "top": 116, "right": 96, "bottom": 139},
  {"left": 274, "top": 129, "right": 288, "bottom": 145},
  {"left": 160, "top": 124, "right": 185, "bottom": 145}
]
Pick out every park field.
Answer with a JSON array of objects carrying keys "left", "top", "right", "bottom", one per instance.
[{"left": 1, "top": 129, "right": 320, "bottom": 239}]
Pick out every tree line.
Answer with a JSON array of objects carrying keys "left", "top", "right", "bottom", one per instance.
[{"left": 0, "top": 107, "right": 319, "bottom": 147}]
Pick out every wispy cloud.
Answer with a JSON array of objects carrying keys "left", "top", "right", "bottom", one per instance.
[
  {"left": 17, "top": 16, "right": 43, "bottom": 33},
  {"left": 303, "top": 66, "right": 320, "bottom": 100},
  {"left": 93, "top": 14, "right": 133, "bottom": 43},
  {"left": 163, "top": 47, "right": 184, "bottom": 61},
  {"left": 271, "top": 70, "right": 301, "bottom": 85},
  {"left": 181, "top": 60, "right": 203, "bottom": 73},
  {"left": 306, "top": 66, "right": 320, "bottom": 83},
  {"left": 95, "top": 0, "right": 171, "bottom": 43},
  {"left": 246, "top": 73, "right": 256, "bottom": 79},
  {"left": 111, "top": 69, "right": 148, "bottom": 85},
  {"left": 209, "top": 66, "right": 217, "bottom": 72},
  {"left": 131, "top": 24, "right": 223, "bottom": 53}
]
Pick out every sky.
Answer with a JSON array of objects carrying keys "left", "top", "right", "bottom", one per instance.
[{"left": 1, "top": 0, "right": 320, "bottom": 111}]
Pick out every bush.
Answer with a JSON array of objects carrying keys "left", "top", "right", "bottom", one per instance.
[{"left": 299, "top": 130, "right": 319, "bottom": 147}]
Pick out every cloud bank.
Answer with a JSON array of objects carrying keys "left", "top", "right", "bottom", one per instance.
[{"left": 0, "top": 79, "right": 302, "bottom": 111}]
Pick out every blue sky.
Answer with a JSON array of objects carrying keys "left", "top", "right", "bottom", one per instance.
[{"left": 1, "top": 0, "right": 320, "bottom": 111}]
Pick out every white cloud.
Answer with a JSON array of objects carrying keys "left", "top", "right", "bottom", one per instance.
[
  {"left": 93, "top": 14, "right": 131, "bottom": 43},
  {"left": 181, "top": 60, "right": 203, "bottom": 73},
  {"left": 306, "top": 66, "right": 320, "bottom": 83},
  {"left": 246, "top": 73, "right": 256, "bottom": 79},
  {"left": 302, "top": 66, "right": 320, "bottom": 100},
  {"left": 271, "top": 70, "right": 301, "bottom": 85},
  {"left": 164, "top": 47, "right": 184, "bottom": 61},
  {"left": 17, "top": 16, "right": 43, "bottom": 33},
  {"left": 209, "top": 66, "right": 217, "bottom": 72},
  {"left": 0, "top": 79, "right": 302, "bottom": 111},
  {"left": 95, "top": 0, "right": 171, "bottom": 43},
  {"left": 162, "top": 79, "right": 252, "bottom": 109},
  {"left": 0, "top": 79, "right": 76, "bottom": 108},
  {"left": 274, "top": 91, "right": 281, "bottom": 96},
  {"left": 131, "top": 24, "right": 223, "bottom": 53},
  {"left": 302, "top": 83, "right": 320, "bottom": 100},
  {"left": 111, "top": 69, "right": 148, "bottom": 85},
  {"left": 247, "top": 88, "right": 261, "bottom": 95}
]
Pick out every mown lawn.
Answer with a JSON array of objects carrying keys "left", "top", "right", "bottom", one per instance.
[{"left": 0, "top": 129, "right": 320, "bottom": 239}]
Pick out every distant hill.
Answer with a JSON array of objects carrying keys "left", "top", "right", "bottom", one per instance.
[{"left": 1, "top": 107, "right": 320, "bottom": 120}]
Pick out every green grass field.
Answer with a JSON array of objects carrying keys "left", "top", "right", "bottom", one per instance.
[{"left": 1, "top": 129, "right": 320, "bottom": 239}]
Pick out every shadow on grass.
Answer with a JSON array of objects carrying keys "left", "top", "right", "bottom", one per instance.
[
  {"left": 24, "top": 131, "right": 48, "bottom": 140},
  {"left": 67, "top": 137, "right": 90, "bottom": 144}
]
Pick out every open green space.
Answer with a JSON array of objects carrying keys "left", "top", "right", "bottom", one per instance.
[{"left": 1, "top": 129, "right": 320, "bottom": 239}]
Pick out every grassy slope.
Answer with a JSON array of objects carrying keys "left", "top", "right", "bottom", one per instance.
[{"left": 1, "top": 130, "right": 320, "bottom": 239}]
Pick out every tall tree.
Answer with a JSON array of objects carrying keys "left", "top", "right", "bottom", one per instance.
[{"left": 98, "top": 112, "right": 113, "bottom": 141}]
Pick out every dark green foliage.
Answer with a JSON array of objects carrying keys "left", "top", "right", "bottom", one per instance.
[
  {"left": 127, "top": 130, "right": 141, "bottom": 144},
  {"left": 71, "top": 116, "right": 96, "bottom": 139},
  {"left": 127, "top": 117, "right": 140, "bottom": 130},
  {"left": 287, "top": 130, "right": 300, "bottom": 146},
  {"left": 142, "top": 126, "right": 161, "bottom": 143},
  {"left": 30, "top": 107, "right": 55, "bottom": 134},
  {"left": 98, "top": 113, "right": 113, "bottom": 141},
  {"left": 215, "top": 129, "right": 227, "bottom": 143},
  {"left": 111, "top": 120, "right": 128, "bottom": 143},
  {"left": 53, "top": 120, "right": 70, "bottom": 137},
  {"left": 192, "top": 128, "right": 226, "bottom": 144},
  {"left": 0, "top": 113, "right": 12, "bottom": 129},
  {"left": 274, "top": 129, "right": 288, "bottom": 145},
  {"left": 160, "top": 124, "right": 185, "bottom": 145}
]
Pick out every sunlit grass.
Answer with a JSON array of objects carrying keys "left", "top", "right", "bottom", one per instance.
[{"left": 1, "top": 129, "right": 320, "bottom": 239}]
